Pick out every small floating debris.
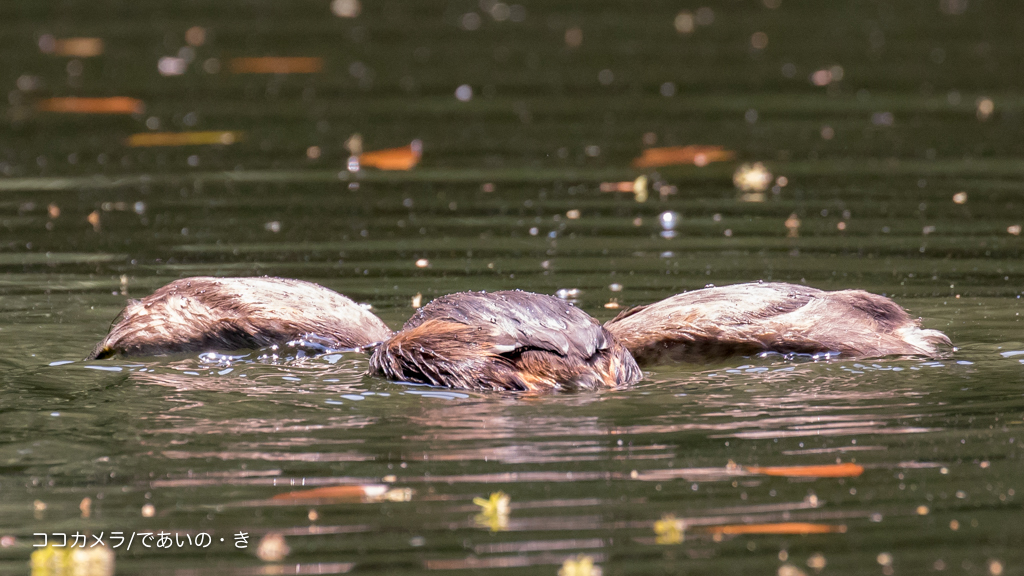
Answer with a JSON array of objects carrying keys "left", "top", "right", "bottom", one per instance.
[
  {"left": 977, "top": 97, "right": 994, "bottom": 121},
  {"left": 779, "top": 564, "right": 809, "bottom": 576},
  {"left": 473, "top": 491, "right": 510, "bottom": 532},
  {"left": 733, "top": 162, "right": 772, "bottom": 193},
  {"left": 36, "top": 97, "right": 144, "bottom": 115},
  {"left": 157, "top": 56, "right": 188, "bottom": 76},
  {"left": 810, "top": 66, "right": 843, "bottom": 87},
  {"left": 31, "top": 543, "right": 114, "bottom": 576},
  {"left": 141, "top": 503, "right": 155, "bottom": 517},
  {"left": 256, "top": 533, "right": 290, "bottom": 562},
  {"left": 474, "top": 491, "right": 510, "bottom": 516},
  {"left": 331, "top": 0, "right": 361, "bottom": 18},
  {"left": 807, "top": 553, "right": 827, "bottom": 572},
  {"left": 415, "top": 258, "right": 429, "bottom": 268},
  {"left": 359, "top": 140, "right": 423, "bottom": 171},
  {"left": 745, "top": 462, "right": 864, "bottom": 478},
  {"left": 272, "top": 484, "right": 412, "bottom": 503},
  {"left": 229, "top": 57, "right": 323, "bottom": 74},
  {"left": 1008, "top": 225, "right": 1021, "bottom": 236},
  {"left": 16, "top": 74, "right": 42, "bottom": 92},
  {"left": 953, "top": 191, "right": 968, "bottom": 204},
  {"left": 598, "top": 175, "right": 647, "bottom": 199},
  {"left": 599, "top": 175, "right": 648, "bottom": 202},
  {"left": 559, "top": 554, "right": 601, "bottom": 576},
  {"left": 704, "top": 522, "right": 846, "bottom": 536},
  {"left": 785, "top": 213, "right": 800, "bottom": 237},
  {"left": 632, "top": 144, "right": 734, "bottom": 168},
  {"left": 555, "top": 288, "right": 581, "bottom": 300},
  {"left": 751, "top": 31, "right": 769, "bottom": 50},
  {"left": 126, "top": 131, "right": 241, "bottom": 147},
  {"left": 674, "top": 11, "right": 695, "bottom": 34},
  {"left": 565, "top": 26, "right": 583, "bottom": 48},
  {"left": 411, "top": 292, "right": 423, "bottom": 308},
  {"left": 654, "top": 513, "right": 685, "bottom": 544},
  {"left": 604, "top": 299, "right": 620, "bottom": 309},
  {"left": 345, "top": 132, "right": 363, "bottom": 155},
  {"left": 455, "top": 84, "right": 473, "bottom": 101},
  {"left": 185, "top": 26, "right": 206, "bottom": 46},
  {"left": 38, "top": 35, "right": 104, "bottom": 57}
]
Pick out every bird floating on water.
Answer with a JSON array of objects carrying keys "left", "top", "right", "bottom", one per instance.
[{"left": 89, "top": 277, "right": 950, "bottom": 390}]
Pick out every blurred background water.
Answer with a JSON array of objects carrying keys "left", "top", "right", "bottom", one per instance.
[{"left": 1, "top": 1, "right": 1022, "bottom": 575}]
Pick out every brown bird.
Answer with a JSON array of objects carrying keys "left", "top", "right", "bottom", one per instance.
[
  {"left": 368, "top": 290, "right": 641, "bottom": 392},
  {"left": 604, "top": 282, "right": 951, "bottom": 366},
  {"left": 88, "top": 276, "right": 392, "bottom": 359}
]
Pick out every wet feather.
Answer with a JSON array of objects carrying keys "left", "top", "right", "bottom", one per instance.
[
  {"left": 369, "top": 290, "right": 640, "bottom": 391},
  {"left": 605, "top": 282, "right": 951, "bottom": 365},
  {"left": 89, "top": 276, "right": 392, "bottom": 359}
]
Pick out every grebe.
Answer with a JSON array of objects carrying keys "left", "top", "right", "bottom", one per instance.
[
  {"left": 604, "top": 282, "right": 951, "bottom": 366},
  {"left": 88, "top": 278, "right": 952, "bottom": 389},
  {"left": 368, "top": 290, "right": 641, "bottom": 391},
  {"left": 87, "top": 276, "right": 392, "bottom": 359}
]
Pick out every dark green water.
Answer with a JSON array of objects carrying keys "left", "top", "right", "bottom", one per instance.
[{"left": 1, "top": 1, "right": 1022, "bottom": 575}]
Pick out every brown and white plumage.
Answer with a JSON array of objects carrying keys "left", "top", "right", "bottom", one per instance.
[
  {"left": 88, "top": 276, "right": 392, "bottom": 359},
  {"left": 604, "top": 282, "right": 951, "bottom": 366},
  {"left": 368, "top": 290, "right": 642, "bottom": 391}
]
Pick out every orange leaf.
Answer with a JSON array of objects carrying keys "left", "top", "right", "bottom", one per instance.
[
  {"left": 631, "top": 145, "right": 735, "bottom": 168},
  {"left": 272, "top": 485, "right": 388, "bottom": 502},
  {"left": 36, "top": 97, "right": 144, "bottom": 115},
  {"left": 50, "top": 38, "right": 104, "bottom": 57},
  {"left": 704, "top": 522, "right": 847, "bottom": 535},
  {"left": 359, "top": 141, "right": 422, "bottom": 171},
  {"left": 126, "top": 131, "right": 242, "bottom": 147},
  {"left": 745, "top": 463, "right": 865, "bottom": 478},
  {"left": 229, "top": 57, "right": 324, "bottom": 74}
]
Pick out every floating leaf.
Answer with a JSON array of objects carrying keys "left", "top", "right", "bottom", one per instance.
[
  {"left": 36, "top": 97, "right": 143, "bottom": 114},
  {"left": 632, "top": 145, "right": 735, "bottom": 168},
  {"left": 229, "top": 57, "right": 323, "bottom": 74},
  {"left": 703, "top": 522, "right": 847, "bottom": 535},
  {"left": 473, "top": 491, "right": 511, "bottom": 531},
  {"left": 559, "top": 554, "right": 601, "bottom": 576},
  {"left": 272, "top": 484, "right": 411, "bottom": 502},
  {"left": 126, "top": 131, "right": 242, "bottom": 147},
  {"left": 653, "top": 513, "right": 685, "bottom": 544},
  {"left": 745, "top": 463, "right": 865, "bottom": 478},
  {"left": 360, "top": 140, "right": 423, "bottom": 171}
]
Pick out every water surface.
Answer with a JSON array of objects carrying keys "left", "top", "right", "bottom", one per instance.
[{"left": 1, "top": 1, "right": 1022, "bottom": 574}]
